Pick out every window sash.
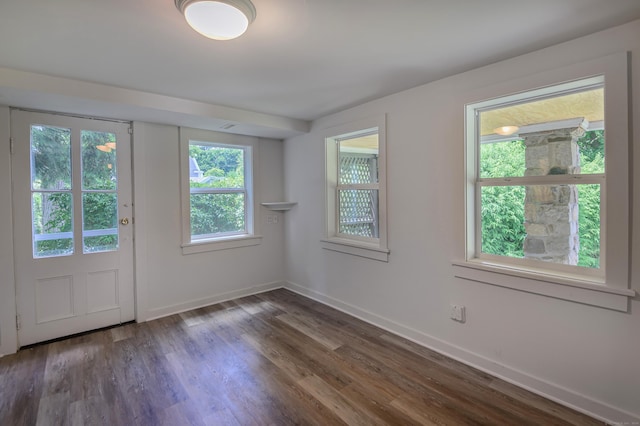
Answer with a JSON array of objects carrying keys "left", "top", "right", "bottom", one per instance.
[
  {"left": 478, "top": 174, "right": 604, "bottom": 186},
  {"left": 469, "top": 75, "right": 608, "bottom": 276},
  {"left": 336, "top": 183, "right": 379, "bottom": 191},
  {"left": 336, "top": 186, "right": 380, "bottom": 241},
  {"left": 192, "top": 229, "right": 247, "bottom": 241},
  {"left": 190, "top": 187, "right": 248, "bottom": 195},
  {"left": 474, "top": 176, "right": 606, "bottom": 278},
  {"left": 335, "top": 152, "right": 380, "bottom": 241},
  {"left": 189, "top": 187, "right": 249, "bottom": 234}
]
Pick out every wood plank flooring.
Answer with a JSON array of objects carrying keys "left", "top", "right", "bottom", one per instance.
[{"left": 0, "top": 289, "right": 602, "bottom": 425}]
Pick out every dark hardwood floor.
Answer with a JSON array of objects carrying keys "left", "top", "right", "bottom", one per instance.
[{"left": 1, "top": 289, "right": 602, "bottom": 425}]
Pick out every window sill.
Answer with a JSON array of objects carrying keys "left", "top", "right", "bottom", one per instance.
[
  {"left": 321, "top": 238, "right": 389, "bottom": 262},
  {"left": 452, "top": 259, "right": 635, "bottom": 312},
  {"left": 182, "top": 235, "right": 262, "bottom": 255}
]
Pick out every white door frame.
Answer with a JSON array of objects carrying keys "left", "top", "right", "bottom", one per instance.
[{"left": 0, "top": 106, "right": 18, "bottom": 356}]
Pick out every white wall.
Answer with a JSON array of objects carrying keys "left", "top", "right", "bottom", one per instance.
[
  {"left": 0, "top": 106, "right": 17, "bottom": 356},
  {"left": 133, "top": 122, "right": 286, "bottom": 320},
  {"left": 283, "top": 21, "right": 640, "bottom": 422}
]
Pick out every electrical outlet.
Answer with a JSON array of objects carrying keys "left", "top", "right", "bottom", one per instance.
[
  {"left": 272, "top": 214, "right": 279, "bottom": 224},
  {"left": 450, "top": 304, "right": 466, "bottom": 323}
]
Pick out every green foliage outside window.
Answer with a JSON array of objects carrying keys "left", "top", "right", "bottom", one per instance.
[
  {"left": 480, "top": 140, "right": 526, "bottom": 258},
  {"left": 576, "top": 131, "right": 604, "bottom": 268},
  {"left": 189, "top": 145, "right": 247, "bottom": 237},
  {"left": 31, "top": 126, "right": 73, "bottom": 256},
  {"left": 81, "top": 131, "right": 119, "bottom": 252},
  {"left": 480, "top": 130, "right": 603, "bottom": 268},
  {"left": 31, "top": 126, "right": 120, "bottom": 256}
]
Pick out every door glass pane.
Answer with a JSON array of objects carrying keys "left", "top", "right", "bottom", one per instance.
[
  {"left": 32, "top": 192, "right": 73, "bottom": 258},
  {"left": 83, "top": 193, "right": 118, "bottom": 253},
  {"left": 82, "top": 130, "right": 117, "bottom": 190},
  {"left": 31, "top": 125, "right": 71, "bottom": 190},
  {"left": 81, "top": 130, "right": 118, "bottom": 253},
  {"left": 190, "top": 193, "right": 245, "bottom": 238}
]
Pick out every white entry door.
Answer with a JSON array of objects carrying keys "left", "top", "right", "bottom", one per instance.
[{"left": 11, "top": 110, "right": 135, "bottom": 347}]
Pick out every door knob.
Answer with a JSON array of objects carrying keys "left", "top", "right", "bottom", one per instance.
[{"left": 120, "top": 218, "right": 129, "bottom": 225}]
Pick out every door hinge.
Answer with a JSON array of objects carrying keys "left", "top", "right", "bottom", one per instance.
[
  {"left": 16, "top": 314, "right": 21, "bottom": 331},
  {"left": 10, "top": 137, "right": 14, "bottom": 155},
  {"left": 128, "top": 127, "right": 133, "bottom": 135}
]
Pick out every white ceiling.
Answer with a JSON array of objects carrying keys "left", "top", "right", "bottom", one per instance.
[{"left": 1, "top": 0, "right": 640, "bottom": 138}]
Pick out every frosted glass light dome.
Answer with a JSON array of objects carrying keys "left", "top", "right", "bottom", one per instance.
[{"left": 175, "top": 0, "right": 256, "bottom": 40}]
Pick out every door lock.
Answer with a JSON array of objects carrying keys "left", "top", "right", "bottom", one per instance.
[{"left": 120, "top": 218, "right": 130, "bottom": 225}]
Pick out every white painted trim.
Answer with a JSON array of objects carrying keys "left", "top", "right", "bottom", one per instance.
[
  {"left": 131, "top": 121, "right": 150, "bottom": 322},
  {"left": 516, "top": 117, "right": 588, "bottom": 135},
  {"left": 181, "top": 235, "right": 263, "bottom": 254},
  {"left": 179, "top": 127, "right": 261, "bottom": 253},
  {"left": 261, "top": 202, "right": 297, "bottom": 211},
  {"left": 283, "top": 281, "right": 640, "bottom": 424},
  {"left": 464, "top": 52, "right": 631, "bottom": 300},
  {"left": 323, "top": 114, "right": 388, "bottom": 253},
  {"left": 478, "top": 174, "right": 604, "bottom": 186},
  {"left": 321, "top": 238, "right": 390, "bottom": 262},
  {"left": 480, "top": 117, "right": 591, "bottom": 144},
  {"left": 145, "top": 281, "right": 284, "bottom": 321},
  {"left": 0, "top": 67, "right": 309, "bottom": 139},
  {"left": 339, "top": 147, "right": 378, "bottom": 155},
  {"left": 0, "top": 106, "right": 18, "bottom": 357},
  {"left": 452, "top": 261, "right": 633, "bottom": 312}
]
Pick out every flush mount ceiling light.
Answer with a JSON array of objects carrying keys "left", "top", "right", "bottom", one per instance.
[
  {"left": 493, "top": 125, "right": 520, "bottom": 136},
  {"left": 175, "top": 0, "right": 256, "bottom": 40}
]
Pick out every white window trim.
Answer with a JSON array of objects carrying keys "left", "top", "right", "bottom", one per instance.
[
  {"left": 458, "top": 52, "right": 635, "bottom": 311},
  {"left": 323, "top": 114, "right": 389, "bottom": 262},
  {"left": 179, "top": 127, "right": 261, "bottom": 255},
  {"left": 473, "top": 75, "right": 605, "bottom": 281}
]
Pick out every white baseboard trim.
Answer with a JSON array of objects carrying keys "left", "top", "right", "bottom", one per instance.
[
  {"left": 0, "top": 328, "right": 18, "bottom": 357},
  {"left": 145, "top": 281, "right": 285, "bottom": 321},
  {"left": 284, "top": 281, "right": 640, "bottom": 424},
  {"left": 0, "top": 320, "right": 18, "bottom": 358},
  {"left": 0, "top": 345, "right": 18, "bottom": 358}
]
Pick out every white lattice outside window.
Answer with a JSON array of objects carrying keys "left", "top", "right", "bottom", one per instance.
[{"left": 338, "top": 151, "right": 379, "bottom": 238}]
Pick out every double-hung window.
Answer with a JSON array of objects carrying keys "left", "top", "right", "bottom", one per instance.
[
  {"left": 180, "top": 128, "right": 259, "bottom": 254},
  {"left": 472, "top": 77, "right": 605, "bottom": 275},
  {"left": 458, "top": 53, "right": 634, "bottom": 311},
  {"left": 323, "top": 115, "right": 389, "bottom": 262}
]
